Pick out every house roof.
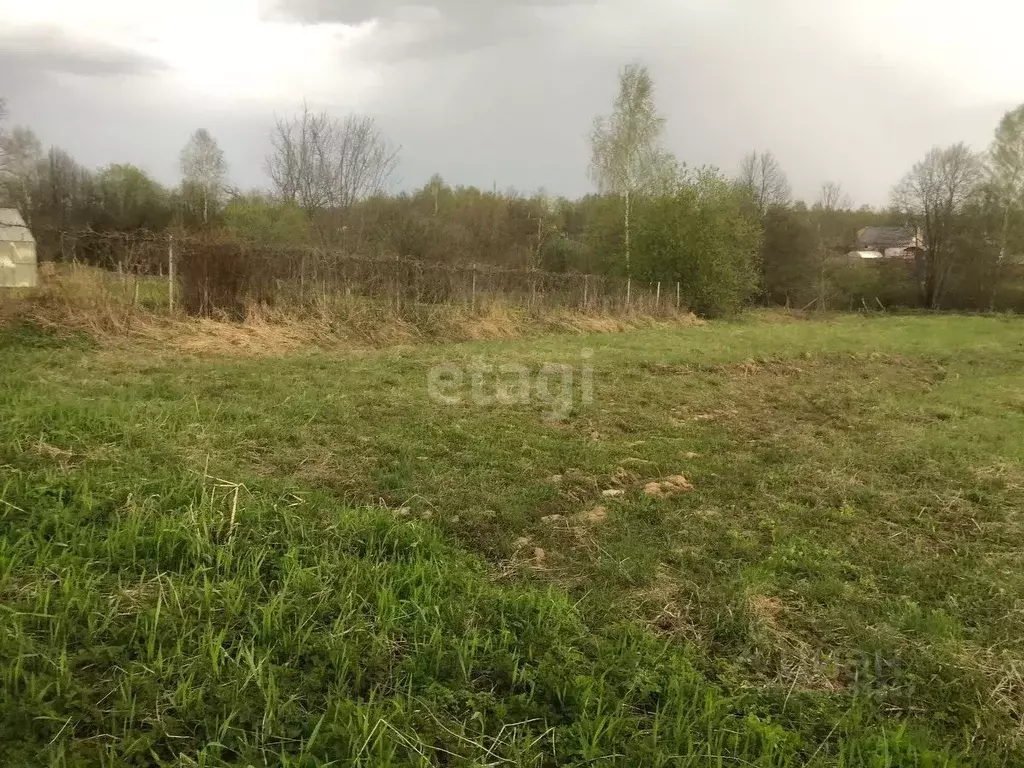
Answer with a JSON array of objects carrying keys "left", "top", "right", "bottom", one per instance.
[
  {"left": 0, "top": 209, "right": 34, "bottom": 243},
  {"left": 854, "top": 226, "right": 920, "bottom": 250}
]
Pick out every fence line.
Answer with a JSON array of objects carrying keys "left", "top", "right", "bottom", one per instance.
[{"left": 38, "top": 228, "right": 684, "bottom": 318}]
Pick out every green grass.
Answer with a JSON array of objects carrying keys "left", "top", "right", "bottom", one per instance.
[{"left": 2, "top": 313, "right": 1023, "bottom": 766}]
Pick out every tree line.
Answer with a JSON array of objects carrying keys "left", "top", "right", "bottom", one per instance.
[{"left": 2, "top": 65, "right": 1023, "bottom": 316}]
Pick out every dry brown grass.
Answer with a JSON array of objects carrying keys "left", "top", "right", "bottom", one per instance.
[{"left": 4, "top": 264, "right": 702, "bottom": 357}]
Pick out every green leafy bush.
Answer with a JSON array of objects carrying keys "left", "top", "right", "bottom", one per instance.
[{"left": 632, "top": 170, "right": 762, "bottom": 316}]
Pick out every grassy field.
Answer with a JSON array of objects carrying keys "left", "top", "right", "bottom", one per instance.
[{"left": 1, "top": 313, "right": 1023, "bottom": 766}]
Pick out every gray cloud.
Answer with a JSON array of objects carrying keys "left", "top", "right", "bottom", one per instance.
[
  {"left": 265, "top": 0, "right": 592, "bottom": 60},
  {"left": 346, "top": 0, "right": 1013, "bottom": 207},
  {"left": 266, "top": 0, "right": 588, "bottom": 25},
  {"left": 0, "top": 26, "right": 167, "bottom": 79}
]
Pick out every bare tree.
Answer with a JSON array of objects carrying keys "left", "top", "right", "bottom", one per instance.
[
  {"left": 817, "top": 181, "right": 851, "bottom": 213},
  {"left": 266, "top": 104, "right": 337, "bottom": 216},
  {"left": 589, "top": 62, "right": 676, "bottom": 278},
  {"left": 265, "top": 104, "right": 399, "bottom": 224},
  {"left": 738, "top": 151, "right": 792, "bottom": 213},
  {"left": 180, "top": 128, "right": 228, "bottom": 225},
  {"left": 892, "top": 143, "right": 983, "bottom": 308},
  {"left": 335, "top": 114, "right": 400, "bottom": 211}
]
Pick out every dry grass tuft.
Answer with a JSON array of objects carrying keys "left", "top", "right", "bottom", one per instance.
[
  {"left": 748, "top": 594, "right": 786, "bottom": 625},
  {"left": 578, "top": 506, "right": 608, "bottom": 525}
]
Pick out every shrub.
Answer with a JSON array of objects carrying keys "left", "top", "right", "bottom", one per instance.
[{"left": 633, "top": 170, "right": 762, "bottom": 316}]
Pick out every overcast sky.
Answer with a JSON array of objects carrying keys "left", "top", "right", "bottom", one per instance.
[{"left": 2, "top": 0, "right": 1022, "bottom": 207}]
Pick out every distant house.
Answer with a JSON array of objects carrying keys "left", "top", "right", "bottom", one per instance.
[
  {"left": 852, "top": 227, "right": 923, "bottom": 261},
  {"left": 0, "top": 209, "right": 37, "bottom": 288},
  {"left": 846, "top": 250, "right": 883, "bottom": 260}
]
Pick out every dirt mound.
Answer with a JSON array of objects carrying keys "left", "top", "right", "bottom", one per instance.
[{"left": 644, "top": 475, "right": 694, "bottom": 497}]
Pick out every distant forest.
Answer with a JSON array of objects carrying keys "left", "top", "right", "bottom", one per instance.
[{"left": 2, "top": 62, "right": 1023, "bottom": 316}]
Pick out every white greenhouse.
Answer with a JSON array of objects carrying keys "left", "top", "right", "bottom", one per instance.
[{"left": 0, "top": 208, "right": 37, "bottom": 288}]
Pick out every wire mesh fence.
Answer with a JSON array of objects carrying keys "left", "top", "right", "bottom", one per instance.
[{"left": 39, "top": 228, "right": 687, "bottom": 318}]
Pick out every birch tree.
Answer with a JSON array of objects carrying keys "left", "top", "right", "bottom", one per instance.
[
  {"left": 180, "top": 128, "right": 228, "bottom": 225},
  {"left": 589, "top": 62, "right": 675, "bottom": 279},
  {"left": 989, "top": 104, "right": 1024, "bottom": 262}
]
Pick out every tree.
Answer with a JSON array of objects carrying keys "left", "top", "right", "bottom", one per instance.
[
  {"left": 989, "top": 104, "right": 1024, "bottom": 262},
  {"left": 816, "top": 181, "right": 851, "bottom": 214},
  {"left": 180, "top": 128, "right": 227, "bottom": 226},
  {"left": 0, "top": 97, "right": 8, "bottom": 176},
  {"left": 589, "top": 62, "right": 676, "bottom": 279},
  {"left": 223, "top": 192, "right": 309, "bottom": 245},
  {"left": 0, "top": 126, "right": 42, "bottom": 220},
  {"left": 811, "top": 181, "right": 851, "bottom": 309},
  {"left": 266, "top": 105, "right": 333, "bottom": 217},
  {"left": 632, "top": 169, "right": 761, "bottom": 316},
  {"left": 737, "top": 151, "right": 792, "bottom": 213},
  {"left": 426, "top": 173, "right": 446, "bottom": 216},
  {"left": 265, "top": 104, "right": 399, "bottom": 232},
  {"left": 760, "top": 205, "right": 816, "bottom": 306},
  {"left": 333, "top": 114, "right": 400, "bottom": 212},
  {"left": 891, "top": 143, "right": 983, "bottom": 308},
  {"left": 92, "top": 164, "right": 172, "bottom": 231},
  {"left": 36, "top": 147, "right": 94, "bottom": 230}
]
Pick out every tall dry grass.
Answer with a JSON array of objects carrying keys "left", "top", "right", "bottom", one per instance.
[{"left": 3, "top": 264, "right": 700, "bottom": 356}]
